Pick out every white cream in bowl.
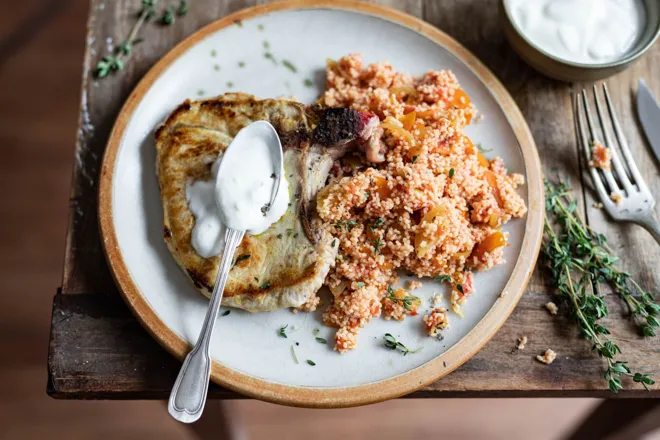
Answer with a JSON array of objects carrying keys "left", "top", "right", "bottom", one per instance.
[{"left": 506, "top": 0, "right": 646, "bottom": 64}]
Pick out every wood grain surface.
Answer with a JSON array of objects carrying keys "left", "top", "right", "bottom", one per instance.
[{"left": 49, "top": 0, "right": 660, "bottom": 399}]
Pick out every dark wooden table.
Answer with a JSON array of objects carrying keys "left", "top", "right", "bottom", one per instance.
[{"left": 48, "top": 0, "right": 660, "bottom": 436}]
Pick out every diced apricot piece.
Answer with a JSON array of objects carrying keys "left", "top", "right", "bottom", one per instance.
[
  {"left": 484, "top": 170, "right": 503, "bottom": 207},
  {"left": 374, "top": 177, "right": 392, "bottom": 199},
  {"left": 450, "top": 89, "right": 471, "bottom": 109},
  {"left": 477, "top": 151, "right": 490, "bottom": 168},
  {"left": 471, "top": 232, "right": 506, "bottom": 260},
  {"left": 399, "top": 111, "right": 417, "bottom": 131}
]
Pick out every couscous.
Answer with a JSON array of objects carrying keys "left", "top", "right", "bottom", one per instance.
[{"left": 315, "top": 54, "right": 527, "bottom": 352}]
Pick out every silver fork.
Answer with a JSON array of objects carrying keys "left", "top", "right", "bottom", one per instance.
[{"left": 573, "top": 83, "right": 660, "bottom": 245}]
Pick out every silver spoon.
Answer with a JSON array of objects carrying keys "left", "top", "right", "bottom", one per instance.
[{"left": 168, "top": 121, "right": 283, "bottom": 423}]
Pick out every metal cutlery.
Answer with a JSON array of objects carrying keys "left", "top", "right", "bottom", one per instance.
[{"left": 572, "top": 83, "right": 660, "bottom": 245}]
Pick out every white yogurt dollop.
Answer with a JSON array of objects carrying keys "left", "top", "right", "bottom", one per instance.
[
  {"left": 215, "top": 132, "right": 289, "bottom": 234},
  {"left": 186, "top": 161, "right": 226, "bottom": 258},
  {"left": 185, "top": 122, "right": 289, "bottom": 258},
  {"left": 507, "top": 0, "right": 646, "bottom": 64}
]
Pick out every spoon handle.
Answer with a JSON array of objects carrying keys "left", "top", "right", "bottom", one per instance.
[{"left": 168, "top": 228, "right": 244, "bottom": 423}]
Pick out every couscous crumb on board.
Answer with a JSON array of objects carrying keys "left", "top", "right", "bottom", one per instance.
[
  {"left": 592, "top": 202, "right": 603, "bottom": 209},
  {"left": 545, "top": 301, "right": 558, "bottom": 315},
  {"left": 517, "top": 335, "right": 528, "bottom": 350},
  {"left": 408, "top": 280, "right": 423, "bottom": 290},
  {"left": 536, "top": 349, "right": 557, "bottom": 365},
  {"left": 319, "top": 54, "right": 527, "bottom": 352}
]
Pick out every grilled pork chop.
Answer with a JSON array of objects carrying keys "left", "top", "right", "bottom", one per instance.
[{"left": 156, "top": 93, "right": 380, "bottom": 312}]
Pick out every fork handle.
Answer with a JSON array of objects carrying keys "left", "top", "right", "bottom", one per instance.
[{"left": 638, "top": 214, "right": 660, "bottom": 246}]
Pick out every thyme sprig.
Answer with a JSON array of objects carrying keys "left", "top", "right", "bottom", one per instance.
[
  {"left": 543, "top": 178, "right": 656, "bottom": 392},
  {"left": 383, "top": 333, "right": 422, "bottom": 355},
  {"left": 95, "top": 1, "right": 187, "bottom": 79},
  {"left": 95, "top": 1, "right": 155, "bottom": 78}
]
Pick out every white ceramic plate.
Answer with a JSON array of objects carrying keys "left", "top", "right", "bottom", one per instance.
[{"left": 99, "top": 0, "right": 543, "bottom": 407}]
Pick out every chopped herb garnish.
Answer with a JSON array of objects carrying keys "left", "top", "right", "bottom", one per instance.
[
  {"left": 291, "top": 345, "right": 299, "bottom": 364},
  {"left": 211, "top": 49, "right": 217, "bottom": 57},
  {"left": 286, "top": 228, "right": 294, "bottom": 236},
  {"left": 257, "top": 24, "right": 264, "bottom": 31},
  {"left": 176, "top": 0, "right": 188, "bottom": 16},
  {"left": 331, "top": 239, "right": 337, "bottom": 248},
  {"left": 304, "top": 78, "right": 314, "bottom": 87},
  {"left": 278, "top": 325, "right": 288, "bottom": 338},
  {"left": 264, "top": 52, "right": 277, "bottom": 65},
  {"left": 263, "top": 41, "right": 270, "bottom": 49},
  {"left": 412, "top": 155, "right": 418, "bottom": 163},
  {"left": 213, "top": 64, "right": 220, "bottom": 71},
  {"left": 233, "top": 254, "right": 251, "bottom": 266},
  {"left": 334, "top": 220, "right": 358, "bottom": 231},
  {"left": 306, "top": 359, "right": 316, "bottom": 366},
  {"left": 383, "top": 333, "right": 422, "bottom": 355},
  {"left": 313, "top": 328, "right": 320, "bottom": 335},
  {"left": 368, "top": 217, "right": 384, "bottom": 231},
  {"left": 238, "top": 61, "right": 245, "bottom": 68},
  {"left": 315, "top": 337, "right": 328, "bottom": 344},
  {"left": 456, "top": 284, "right": 464, "bottom": 294},
  {"left": 372, "top": 238, "right": 384, "bottom": 254},
  {"left": 160, "top": 6, "right": 175, "bottom": 25},
  {"left": 260, "top": 281, "right": 271, "bottom": 290},
  {"left": 197, "top": 89, "right": 204, "bottom": 96},
  {"left": 356, "top": 282, "right": 365, "bottom": 288},
  {"left": 282, "top": 60, "right": 297, "bottom": 72},
  {"left": 385, "top": 286, "right": 420, "bottom": 312},
  {"left": 277, "top": 233, "right": 283, "bottom": 239},
  {"left": 434, "top": 275, "right": 452, "bottom": 283},
  {"left": 221, "top": 310, "right": 231, "bottom": 317},
  {"left": 449, "top": 168, "right": 455, "bottom": 178},
  {"left": 226, "top": 81, "right": 234, "bottom": 88},
  {"left": 477, "top": 143, "right": 493, "bottom": 153}
]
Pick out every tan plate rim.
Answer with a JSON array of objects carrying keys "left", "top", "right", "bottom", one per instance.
[{"left": 98, "top": 0, "right": 544, "bottom": 408}]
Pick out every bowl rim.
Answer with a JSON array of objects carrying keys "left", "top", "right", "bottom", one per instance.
[{"left": 501, "top": 0, "right": 660, "bottom": 69}]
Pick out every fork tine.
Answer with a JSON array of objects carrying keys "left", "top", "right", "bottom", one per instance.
[
  {"left": 602, "top": 83, "right": 648, "bottom": 192},
  {"left": 592, "top": 84, "right": 634, "bottom": 193},
  {"left": 573, "top": 93, "right": 610, "bottom": 205},
  {"left": 581, "top": 89, "right": 621, "bottom": 194}
]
